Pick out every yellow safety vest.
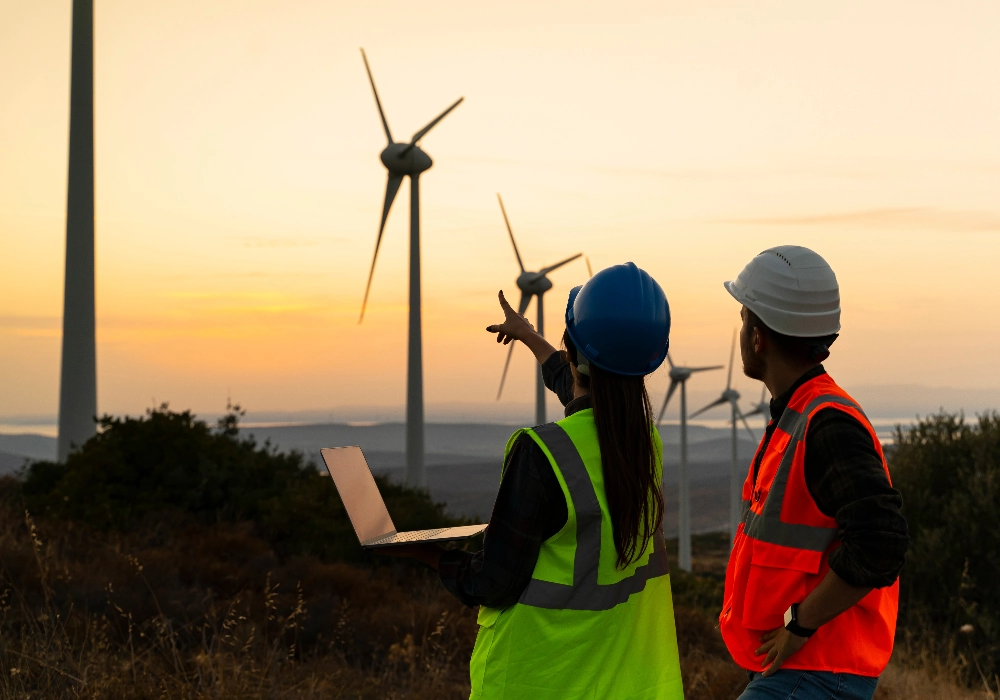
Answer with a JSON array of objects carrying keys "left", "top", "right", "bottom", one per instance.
[{"left": 470, "top": 408, "right": 685, "bottom": 699}]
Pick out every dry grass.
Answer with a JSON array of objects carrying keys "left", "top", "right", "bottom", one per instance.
[
  {"left": 0, "top": 505, "right": 478, "bottom": 698},
  {"left": 875, "top": 628, "right": 1000, "bottom": 700},
  {"left": 0, "top": 512, "right": 994, "bottom": 699}
]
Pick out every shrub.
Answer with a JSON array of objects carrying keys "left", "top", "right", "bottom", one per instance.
[
  {"left": 20, "top": 405, "right": 457, "bottom": 563},
  {"left": 891, "top": 411, "right": 1000, "bottom": 684}
]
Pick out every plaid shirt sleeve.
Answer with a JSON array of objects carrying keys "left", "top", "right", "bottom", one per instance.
[
  {"left": 805, "top": 408, "right": 910, "bottom": 589},
  {"left": 438, "top": 432, "right": 568, "bottom": 609}
]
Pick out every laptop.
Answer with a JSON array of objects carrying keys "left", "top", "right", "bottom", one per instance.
[{"left": 320, "top": 446, "right": 487, "bottom": 548}]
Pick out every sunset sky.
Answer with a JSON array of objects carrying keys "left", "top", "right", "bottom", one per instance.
[{"left": 2, "top": 0, "right": 1000, "bottom": 427}]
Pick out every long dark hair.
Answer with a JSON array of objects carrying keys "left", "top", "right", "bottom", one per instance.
[{"left": 563, "top": 331, "right": 664, "bottom": 569}]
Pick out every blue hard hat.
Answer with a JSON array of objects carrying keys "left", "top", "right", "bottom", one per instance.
[{"left": 564, "top": 262, "right": 670, "bottom": 377}]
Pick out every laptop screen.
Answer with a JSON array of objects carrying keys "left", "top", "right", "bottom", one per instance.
[{"left": 320, "top": 446, "right": 395, "bottom": 543}]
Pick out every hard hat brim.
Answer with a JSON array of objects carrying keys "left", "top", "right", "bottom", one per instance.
[{"left": 723, "top": 279, "right": 841, "bottom": 338}]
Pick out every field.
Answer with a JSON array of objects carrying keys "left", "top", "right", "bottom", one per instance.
[{"left": 0, "top": 503, "right": 992, "bottom": 700}]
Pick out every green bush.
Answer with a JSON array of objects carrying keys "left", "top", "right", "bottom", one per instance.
[
  {"left": 20, "top": 405, "right": 457, "bottom": 563},
  {"left": 891, "top": 411, "right": 1000, "bottom": 682}
]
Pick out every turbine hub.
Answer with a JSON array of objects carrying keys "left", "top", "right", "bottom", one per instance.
[
  {"left": 723, "top": 388, "right": 741, "bottom": 402},
  {"left": 381, "top": 143, "right": 432, "bottom": 175},
  {"left": 516, "top": 271, "right": 553, "bottom": 295}
]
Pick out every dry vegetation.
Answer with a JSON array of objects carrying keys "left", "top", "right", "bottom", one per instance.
[
  {"left": 1, "top": 516, "right": 991, "bottom": 700},
  {"left": 0, "top": 501, "right": 477, "bottom": 698},
  {"left": 2, "top": 407, "right": 997, "bottom": 699}
]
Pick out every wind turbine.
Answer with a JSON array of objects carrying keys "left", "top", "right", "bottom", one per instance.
[
  {"left": 357, "top": 49, "right": 463, "bottom": 488},
  {"left": 744, "top": 385, "right": 771, "bottom": 425},
  {"left": 495, "top": 194, "right": 582, "bottom": 425},
  {"left": 690, "top": 330, "right": 757, "bottom": 543},
  {"left": 58, "top": 0, "right": 97, "bottom": 462},
  {"left": 656, "top": 354, "right": 722, "bottom": 572}
]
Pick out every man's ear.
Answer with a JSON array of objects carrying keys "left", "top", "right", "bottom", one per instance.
[{"left": 752, "top": 327, "right": 765, "bottom": 356}]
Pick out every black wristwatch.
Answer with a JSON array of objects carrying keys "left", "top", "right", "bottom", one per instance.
[{"left": 784, "top": 603, "right": 817, "bottom": 638}]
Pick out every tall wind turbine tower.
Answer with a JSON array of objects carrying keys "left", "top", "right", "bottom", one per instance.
[
  {"left": 357, "top": 49, "right": 463, "bottom": 488},
  {"left": 57, "top": 0, "right": 97, "bottom": 462},
  {"left": 691, "top": 331, "right": 757, "bottom": 542},
  {"left": 494, "top": 194, "right": 581, "bottom": 425},
  {"left": 656, "top": 354, "right": 721, "bottom": 572}
]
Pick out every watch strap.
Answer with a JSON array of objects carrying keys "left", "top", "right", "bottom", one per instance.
[{"left": 784, "top": 603, "right": 817, "bottom": 638}]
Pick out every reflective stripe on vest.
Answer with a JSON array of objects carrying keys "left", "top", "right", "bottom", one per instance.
[
  {"left": 518, "top": 423, "right": 670, "bottom": 611},
  {"left": 741, "top": 394, "right": 864, "bottom": 552}
]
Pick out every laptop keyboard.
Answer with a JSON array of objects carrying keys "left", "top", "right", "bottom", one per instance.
[{"left": 369, "top": 528, "right": 449, "bottom": 546}]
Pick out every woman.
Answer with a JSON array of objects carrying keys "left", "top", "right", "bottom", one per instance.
[{"left": 385, "top": 263, "right": 684, "bottom": 699}]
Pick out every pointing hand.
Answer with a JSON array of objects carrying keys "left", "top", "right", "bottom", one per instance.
[{"left": 486, "top": 290, "right": 536, "bottom": 345}]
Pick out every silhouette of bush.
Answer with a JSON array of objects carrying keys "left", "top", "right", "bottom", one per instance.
[
  {"left": 20, "top": 405, "right": 456, "bottom": 563},
  {"left": 891, "top": 411, "right": 1000, "bottom": 685}
]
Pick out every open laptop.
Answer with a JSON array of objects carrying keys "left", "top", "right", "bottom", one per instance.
[{"left": 320, "top": 446, "right": 487, "bottom": 548}]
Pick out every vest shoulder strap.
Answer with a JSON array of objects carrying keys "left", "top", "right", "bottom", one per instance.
[
  {"left": 743, "top": 393, "right": 867, "bottom": 552},
  {"left": 519, "top": 422, "right": 669, "bottom": 611}
]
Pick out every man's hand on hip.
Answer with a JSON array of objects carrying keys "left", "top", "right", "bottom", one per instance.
[{"left": 755, "top": 627, "right": 808, "bottom": 677}]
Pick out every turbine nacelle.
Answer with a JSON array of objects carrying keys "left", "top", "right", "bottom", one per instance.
[
  {"left": 516, "top": 270, "right": 554, "bottom": 295},
  {"left": 380, "top": 143, "right": 433, "bottom": 175},
  {"left": 669, "top": 366, "right": 695, "bottom": 382}
]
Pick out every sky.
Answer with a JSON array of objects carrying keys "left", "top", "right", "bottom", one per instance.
[{"left": 2, "top": 0, "right": 1000, "bottom": 427}]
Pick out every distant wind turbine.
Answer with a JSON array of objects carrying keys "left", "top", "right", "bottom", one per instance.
[
  {"left": 744, "top": 385, "right": 771, "bottom": 425},
  {"left": 656, "top": 354, "right": 722, "bottom": 572},
  {"left": 495, "top": 194, "right": 582, "bottom": 425},
  {"left": 690, "top": 330, "right": 757, "bottom": 542},
  {"left": 357, "top": 48, "right": 463, "bottom": 488}
]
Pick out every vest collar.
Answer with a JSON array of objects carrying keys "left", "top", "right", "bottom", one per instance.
[
  {"left": 564, "top": 394, "right": 592, "bottom": 417},
  {"left": 770, "top": 365, "right": 826, "bottom": 423}
]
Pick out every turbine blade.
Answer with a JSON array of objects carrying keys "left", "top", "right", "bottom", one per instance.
[
  {"left": 360, "top": 48, "right": 393, "bottom": 143},
  {"left": 743, "top": 406, "right": 763, "bottom": 417},
  {"left": 690, "top": 364, "right": 724, "bottom": 373},
  {"left": 690, "top": 395, "right": 728, "bottom": 419},
  {"left": 538, "top": 253, "right": 583, "bottom": 276},
  {"left": 585, "top": 256, "right": 593, "bottom": 278},
  {"left": 516, "top": 291, "right": 531, "bottom": 315},
  {"left": 666, "top": 352, "right": 675, "bottom": 370},
  {"left": 497, "top": 194, "right": 525, "bottom": 272},
  {"left": 760, "top": 384, "right": 767, "bottom": 403},
  {"left": 359, "top": 173, "right": 403, "bottom": 323},
  {"left": 656, "top": 380, "right": 680, "bottom": 426},
  {"left": 726, "top": 328, "right": 737, "bottom": 390},
  {"left": 403, "top": 96, "right": 464, "bottom": 151},
  {"left": 496, "top": 341, "right": 516, "bottom": 400}
]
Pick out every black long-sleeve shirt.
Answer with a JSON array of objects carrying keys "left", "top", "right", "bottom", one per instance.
[{"left": 439, "top": 355, "right": 908, "bottom": 608}]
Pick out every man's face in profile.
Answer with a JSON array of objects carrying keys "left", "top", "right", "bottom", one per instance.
[{"left": 740, "top": 306, "right": 766, "bottom": 381}]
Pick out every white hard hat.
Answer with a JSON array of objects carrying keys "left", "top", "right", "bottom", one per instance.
[{"left": 724, "top": 245, "right": 841, "bottom": 337}]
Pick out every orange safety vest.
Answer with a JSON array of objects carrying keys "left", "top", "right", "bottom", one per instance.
[{"left": 719, "top": 373, "right": 898, "bottom": 676}]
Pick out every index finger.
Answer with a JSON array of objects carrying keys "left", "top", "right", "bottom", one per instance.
[{"left": 498, "top": 290, "right": 514, "bottom": 313}]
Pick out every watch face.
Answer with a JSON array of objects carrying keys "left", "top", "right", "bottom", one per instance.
[{"left": 784, "top": 605, "right": 794, "bottom": 627}]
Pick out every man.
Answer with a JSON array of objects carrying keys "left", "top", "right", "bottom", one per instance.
[{"left": 720, "top": 246, "right": 909, "bottom": 700}]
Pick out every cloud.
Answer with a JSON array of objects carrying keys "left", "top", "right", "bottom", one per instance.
[{"left": 720, "top": 208, "right": 1000, "bottom": 233}]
